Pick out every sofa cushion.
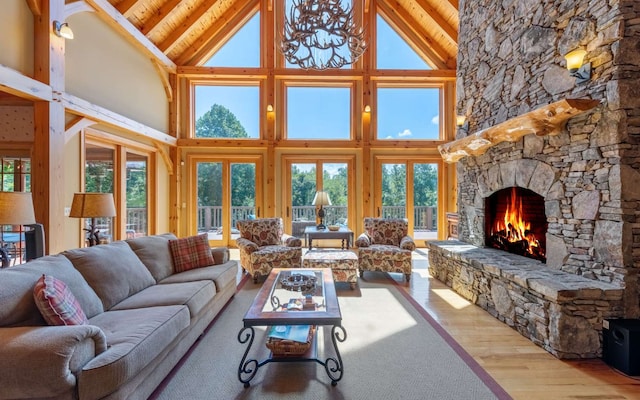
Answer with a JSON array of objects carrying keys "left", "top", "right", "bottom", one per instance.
[
  {"left": 160, "top": 261, "right": 237, "bottom": 295},
  {"left": 127, "top": 233, "right": 177, "bottom": 282},
  {"left": 110, "top": 280, "right": 216, "bottom": 318},
  {"left": 0, "top": 255, "right": 103, "bottom": 327},
  {"left": 33, "top": 274, "right": 88, "bottom": 326},
  {"left": 79, "top": 306, "right": 189, "bottom": 400},
  {"left": 168, "top": 234, "right": 214, "bottom": 273},
  {"left": 63, "top": 241, "right": 156, "bottom": 310}
]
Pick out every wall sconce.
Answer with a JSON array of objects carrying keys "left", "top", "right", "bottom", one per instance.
[
  {"left": 564, "top": 49, "right": 590, "bottom": 84},
  {"left": 456, "top": 115, "right": 466, "bottom": 127},
  {"left": 53, "top": 21, "right": 74, "bottom": 39},
  {"left": 266, "top": 104, "right": 274, "bottom": 113},
  {"left": 364, "top": 105, "right": 371, "bottom": 113}
]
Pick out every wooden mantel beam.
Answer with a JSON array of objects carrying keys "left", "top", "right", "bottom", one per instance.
[{"left": 438, "top": 98, "right": 600, "bottom": 163}]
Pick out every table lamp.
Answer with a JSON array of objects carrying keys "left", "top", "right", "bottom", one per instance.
[
  {"left": 69, "top": 193, "right": 116, "bottom": 246},
  {"left": 312, "top": 190, "right": 331, "bottom": 230},
  {"left": 0, "top": 192, "right": 36, "bottom": 268}
]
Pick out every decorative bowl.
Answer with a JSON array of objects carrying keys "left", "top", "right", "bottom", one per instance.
[{"left": 328, "top": 225, "right": 340, "bottom": 231}]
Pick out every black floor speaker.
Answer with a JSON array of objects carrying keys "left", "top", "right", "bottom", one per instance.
[{"left": 603, "top": 318, "right": 640, "bottom": 376}]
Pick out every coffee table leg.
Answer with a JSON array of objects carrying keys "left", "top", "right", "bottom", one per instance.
[
  {"left": 324, "top": 324, "right": 347, "bottom": 386},
  {"left": 237, "top": 327, "right": 258, "bottom": 387}
]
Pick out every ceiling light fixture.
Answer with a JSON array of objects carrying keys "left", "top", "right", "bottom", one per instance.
[
  {"left": 53, "top": 21, "right": 74, "bottom": 39},
  {"left": 280, "top": 0, "right": 367, "bottom": 70}
]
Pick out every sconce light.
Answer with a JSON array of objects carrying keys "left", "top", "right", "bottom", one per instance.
[
  {"left": 364, "top": 105, "right": 371, "bottom": 113},
  {"left": 53, "top": 21, "right": 74, "bottom": 39},
  {"left": 266, "top": 104, "right": 274, "bottom": 113},
  {"left": 564, "top": 49, "right": 591, "bottom": 84},
  {"left": 456, "top": 115, "right": 466, "bottom": 127}
]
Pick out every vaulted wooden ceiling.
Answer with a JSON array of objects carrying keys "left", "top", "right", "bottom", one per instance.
[{"left": 105, "top": 0, "right": 459, "bottom": 68}]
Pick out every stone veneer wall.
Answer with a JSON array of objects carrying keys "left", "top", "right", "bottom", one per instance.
[{"left": 455, "top": 0, "right": 640, "bottom": 317}]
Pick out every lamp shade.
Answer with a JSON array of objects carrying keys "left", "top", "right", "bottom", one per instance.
[
  {"left": 69, "top": 193, "right": 116, "bottom": 218},
  {"left": 0, "top": 192, "right": 36, "bottom": 225},
  {"left": 312, "top": 191, "right": 332, "bottom": 207}
]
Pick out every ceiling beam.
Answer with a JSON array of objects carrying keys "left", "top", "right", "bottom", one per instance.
[
  {"left": 83, "top": 0, "right": 177, "bottom": 73},
  {"left": 414, "top": 0, "right": 457, "bottom": 43},
  {"left": 0, "top": 64, "right": 53, "bottom": 102},
  {"left": 62, "top": 92, "right": 178, "bottom": 147},
  {"left": 446, "top": 0, "right": 458, "bottom": 11},
  {"left": 140, "top": 0, "right": 182, "bottom": 35},
  {"left": 377, "top": 2, "right": 453, "bottom": 69},
  {"left": 115, "top": 0, "right": 140, "bottom": 17},
  {"left": 177, "top": 0, "right": 260, "bottom": 66},
  {"left": 157, "top": 0, "right": 222, "bottom": 54}
]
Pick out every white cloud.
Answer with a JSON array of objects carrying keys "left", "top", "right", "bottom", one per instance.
[
  {"left": 431, "top": 115, "right": 439, "bottom": 125},
  {"left": 398, "top": 129, "right": 412, "bottom": 137}
]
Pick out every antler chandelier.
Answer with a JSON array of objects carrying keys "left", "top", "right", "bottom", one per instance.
[{"left": 280, "top": 0, "right": 367, "bottom": 70}]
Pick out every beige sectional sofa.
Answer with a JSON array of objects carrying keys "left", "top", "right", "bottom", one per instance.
[{"left": 0, "top": 233, "right": 238, "bottom": 400}]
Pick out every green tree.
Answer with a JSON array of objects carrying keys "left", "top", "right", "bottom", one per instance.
[{"left": 196, "top": 104, "right": 249, "bottom": 138}]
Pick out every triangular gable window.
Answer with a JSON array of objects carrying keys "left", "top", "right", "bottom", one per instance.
[
  {"left": 203, "top": 13, "right": 260, "bottom": 67},
  {"left": 376, "top": 14, "right": 431, "bottom": 70}
]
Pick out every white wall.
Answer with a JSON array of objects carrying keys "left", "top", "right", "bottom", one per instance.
[{"left": 0, "top": 0, "right": 34, "bottom": 76}]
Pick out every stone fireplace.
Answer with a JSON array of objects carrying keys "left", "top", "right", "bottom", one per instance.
[{"left": 427, "top": 0, "right": 640, "bottom": 359}]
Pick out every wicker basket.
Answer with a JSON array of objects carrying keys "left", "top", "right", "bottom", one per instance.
[{"left": 266, "top": 325, "right": 316, "bottom": 356}]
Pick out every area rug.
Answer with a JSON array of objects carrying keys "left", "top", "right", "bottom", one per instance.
[{"left": 149, "top": 274, "right": 511, "bottom": 400}]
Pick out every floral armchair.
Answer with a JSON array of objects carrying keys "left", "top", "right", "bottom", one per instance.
[
  {"left": 355, "top": 218, "right": 416, "bottom": 282},
  {"left": 235, "top": 218, "right": 302, "bottom": 283}
]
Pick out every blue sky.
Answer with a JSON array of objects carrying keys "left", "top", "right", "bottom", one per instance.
[{"left": 196, "top": 10, "right": 440, "bottom": 140}]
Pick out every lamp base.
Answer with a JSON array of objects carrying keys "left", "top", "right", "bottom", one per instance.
[
  {"left": 316, "top": 224, "right": 326, "bottom": 230},
  {"left": 0, "top": 246, "right": 11, "bottom": 268}
]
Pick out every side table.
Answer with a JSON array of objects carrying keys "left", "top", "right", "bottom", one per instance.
[{"left": 304, "top": 226, "right": 354, "bottom": 250}]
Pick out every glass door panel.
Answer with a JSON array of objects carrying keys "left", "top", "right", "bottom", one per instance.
[
  {"left": 413, "top": 163, "right": 439, "bottom": 240},
  {"left": 85, "top": 144, "right": 115, "bottom": 243},
  {"left": 290, "top": 163, "right": 317, "bottom": 238},
  {"left": 322, "top": 163, "right": 348, "bottom": 226},
  {"left": 380, "top": 163, "right": 406, "bottom": 218},
  {"left": 126, "top": 153, "right": 148, "bottom": 238},
  {"left": 230, "top": 162, "right": 256, "bottom": 241},
  {"left": 197, "top": 162, "right": 223, "bottom": 240}
]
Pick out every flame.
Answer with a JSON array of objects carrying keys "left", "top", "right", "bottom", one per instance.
[{"left": 491, "top": 187, "right": 544, "bottom": 257}]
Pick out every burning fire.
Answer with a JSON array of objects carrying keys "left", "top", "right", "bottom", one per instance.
[{"left": 490, "top": 187, "right": 545, "bottom": 260}]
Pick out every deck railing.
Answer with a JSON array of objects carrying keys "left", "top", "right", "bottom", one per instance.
[{"left": 195, "top": 205, "right": 437, "bottom": 234}]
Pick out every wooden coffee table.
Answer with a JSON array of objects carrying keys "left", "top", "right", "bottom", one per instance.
[{"left": 238, "top": 268, "right": 346, "bottom": 387}]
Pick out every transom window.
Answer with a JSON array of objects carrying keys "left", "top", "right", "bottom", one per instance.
[
  {"left": 286, "top": 86, "right": 351, "bottom": 140},
  {"left": 194, "top": 85, "right": 260, "bottom": 139},
  {"left": 377, "top": 87, "right": 441, "bottom": 140}
]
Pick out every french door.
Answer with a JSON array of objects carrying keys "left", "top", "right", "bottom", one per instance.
[
  {"left": 374, "top": 157, "right": 441, "bottom": 241},
  {"left": 189, "top": 156, "right": 262, "bottom": 247},
  {"left": 283, "top": 156, "right": 354, "bottom": 239}
]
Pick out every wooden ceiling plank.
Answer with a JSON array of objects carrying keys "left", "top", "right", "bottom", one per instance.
[
  {"left": 25, "top": 0, "right": 42, "bottom": 16},
  {"left": 414, "top": 0, "right": 457, "bottom": 43},
  {"left": 377, "top": 2, "right": 452, "bottom": 69},
  {"left": 446, "top": 0, "right": 459, "bottom": 11},
  {"left": 116, "top": 0, "right": 141, "bottom": 17},
  {"left": 83, "top": 0, "right": 177, "bottom": 73},
  {"left": 158, "top": 0, "right": 222, "bottom": 54},
  {"left": 0, "top": 64, "right": 53, "bottom": 102},
  {"left": 62, "top": 92, "right": 178, "bottom": 147},
  {"left": 179, "top": 0, "right": 260, "bottom": 66},
  {"left": 140, "top": 0, "right": 183, "bottom": 35}
]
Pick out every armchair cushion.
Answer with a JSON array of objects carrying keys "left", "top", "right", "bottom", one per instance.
[
  {"left": 237, "top": 218, "right": 284, "bottom": 246},
  {"left": 400, "top": 236, "right": 416, "bottom": 251},
  {"left": 365, "top": 218, "right": 408, "bottom": 246},
  {"left": 355, "top": 233, "right": 371, "bottom": 247}
]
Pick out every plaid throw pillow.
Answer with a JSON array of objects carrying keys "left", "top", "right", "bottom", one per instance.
[
  {"left": 33, "top": 274, "right": 88, "bottom": 326},
  {"left": 169, "top": 233, "right": 214, "bottom": 273}
]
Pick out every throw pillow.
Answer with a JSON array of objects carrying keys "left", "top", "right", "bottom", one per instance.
[
  {"left": 33, "top": 274, "right": 88, "bottom": 326},
  {"left": 169, "top": 233, "right": 215, "bottom": 273}
]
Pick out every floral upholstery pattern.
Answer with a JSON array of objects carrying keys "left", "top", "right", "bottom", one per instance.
[
  {"left": 356, "top": 218, "right": 415, "bottom": 282},
  {"left": 236, "top": 218, "right": 302, "bottom": 283},
  {"left": 302, "top": 250, "right": 359, "bottom": 289}
]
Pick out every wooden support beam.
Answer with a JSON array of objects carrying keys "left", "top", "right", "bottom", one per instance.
[
  {"left": 25, "top": 0, "right": 42, "bottom": 15},
  {"left": 115, "top": 0, "right": 140, "bottom": 17},
  {"left": 438, "top": 99, "right": 600, "bottom": 163},
  {"left": 64, "top": 116, "right": 96, "bottom": 143},
  {"left": 83, "top": 0, "right": 177, "bottom": 73},
  {"left": 64, "top": 0, "right": 94, "bottom": 19},
  {"left": 155, "top": 143, "right": 174, "bottom": 175},
  {"left": 152, "top": 60, "right": 173, "bottom": 102},
  {"left": 414, "top": 0, "right": 457, "bottom": 43},
  {"left": 0, "top": 64, "right": 53, "bottom": 102},
  {"left": 62, "top": 92, "right": 178, "bottom": 147}
]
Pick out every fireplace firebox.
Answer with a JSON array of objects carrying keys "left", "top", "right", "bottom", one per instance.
[{"left": 485, "top": 187, "right": 546, "bottom": 262}]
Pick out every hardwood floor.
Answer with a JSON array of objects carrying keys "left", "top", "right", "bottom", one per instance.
[{"left": 230, "top": 248, "right": 640, "bottom": 399}]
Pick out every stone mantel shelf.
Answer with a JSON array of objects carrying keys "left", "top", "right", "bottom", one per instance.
[{"left": 438, "top": 98, "right": 600, "bottom": 163}]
